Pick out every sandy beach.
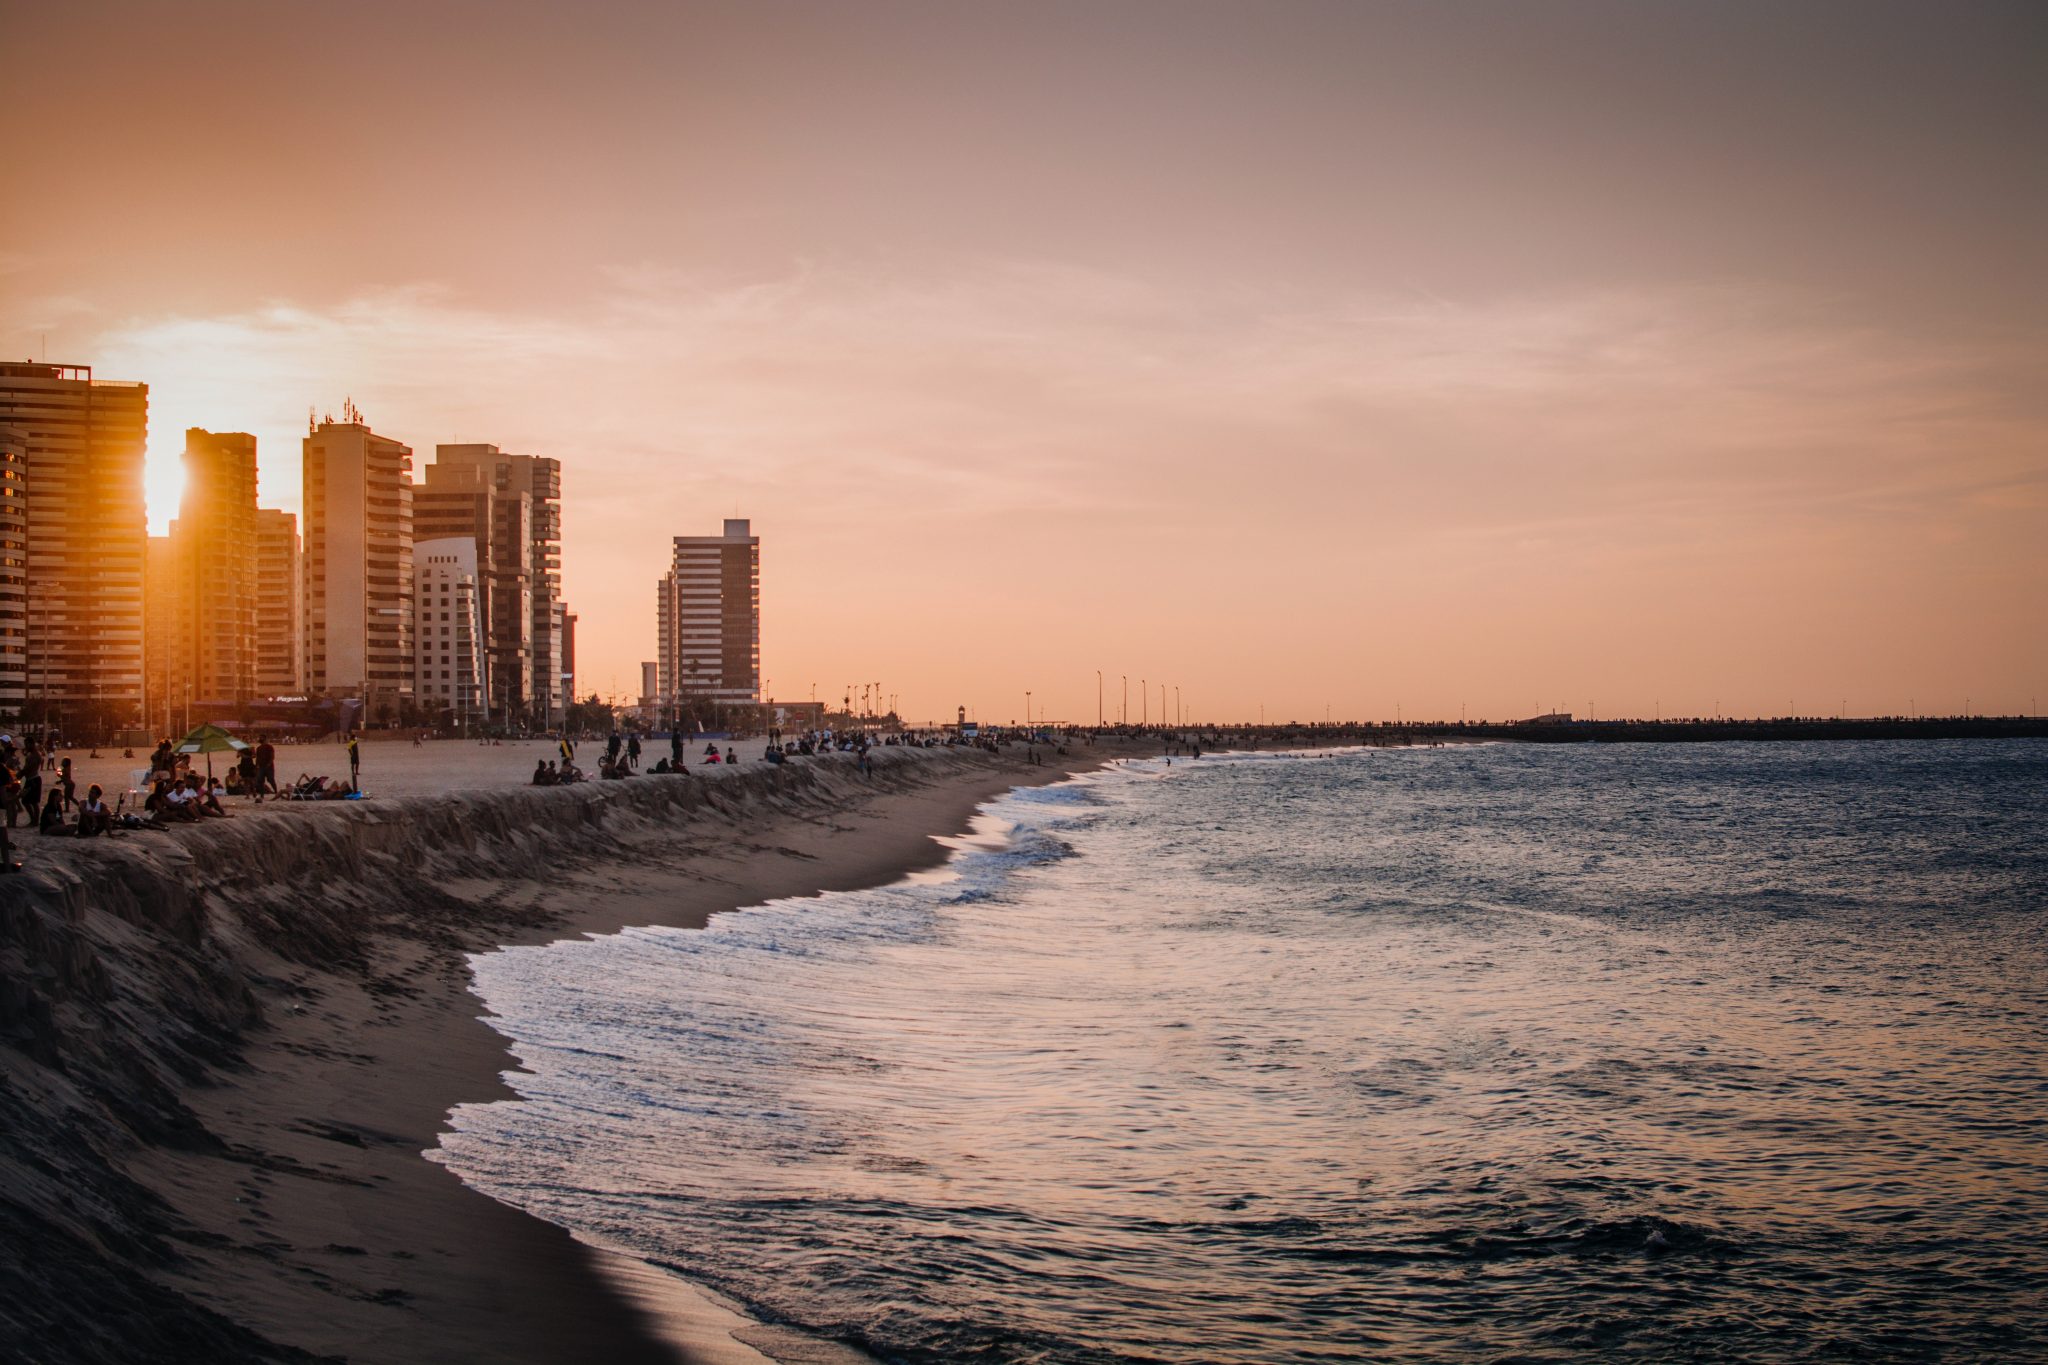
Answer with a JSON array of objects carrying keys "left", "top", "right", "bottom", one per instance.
[{"left": 0, "top": 737, "right": 1119, "bottom": 1364}]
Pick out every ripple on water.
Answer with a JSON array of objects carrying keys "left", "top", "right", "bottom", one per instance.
[{"left": 436, "top": 740, "right": 2048, "bottom": 1363}]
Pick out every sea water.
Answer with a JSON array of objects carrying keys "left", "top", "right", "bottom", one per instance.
[{"left": 435, "top": 740, "right": 2048, "bottom": 1361}]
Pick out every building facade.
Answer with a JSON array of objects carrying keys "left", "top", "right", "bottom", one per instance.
[
  {"left": 170, "top": 428, "right": 261, "bottom": 704},
  {"left": 413, "top": 537, "right": 485, "bottom": 729},
  {"left": 0, "top": 428, "right": 25, "bottom": 715},
  {"left": 0, "top": 362, "right": 148, "bottom": 727},
  {"left": 414, "top": 460, "right": 532, "bottom": 723},
  {"left": 430, "top": 444, "right": 565, "bottom": 729},
  {"left": 656, "top": 518, "right": 761, "bottom": 711},
  {"left": 254, "top": 508, "right": 302, "bottom": 696},
  {"left": 302, "top": 414, "right": 414, "bottom": 715}
]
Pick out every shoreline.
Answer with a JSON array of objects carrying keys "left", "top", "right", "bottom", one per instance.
[{"left": 1, "top": 741, "right": 1114, "bottom": 1364}]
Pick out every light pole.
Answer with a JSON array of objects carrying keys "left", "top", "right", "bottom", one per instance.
[
  {"left": 1026, "top": 690, "right": 1032, "bottom": 733},
  {"left": 1121, "top": 675, "right": 1127, "bottom": 725},
  {"left": 1141, "top": 679, "right": 1146, "bottom": 727},
  {"left": 1096, "top": 670, "right": 1102, "bottom": 727}
]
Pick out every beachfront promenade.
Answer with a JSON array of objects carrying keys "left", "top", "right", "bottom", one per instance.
[{"left": 45, "top": 734, "right": 780, "bottom": 815}]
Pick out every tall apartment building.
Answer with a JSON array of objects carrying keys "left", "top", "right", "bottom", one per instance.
[
  {"left": 254, "top": 509, "right": 303, "bottom": 695},
  {"left": 414, "top": 461, "right": 531, "bottom": 721},
  {"left": 413, "top": 537, "right": 485, "bottom": 728},
  {"left": 0, "top": 427, "right": 25, "bottom": 715},
  {"left": 142, "top": 535, "right": 179, "bottom": 732},
  {"left": 430, "top": 444, "right": 565, "bottom": 728},
  {"left": 0, "top": 362, "right": 148, "bottom": 725},
  {"left": 656, "top": 518, "right": 761, "bottom": 709},
  {"left": 561, "top": 611, "right": 577, "bottom": 708},
  {"left": 302, "top": 413, "right": 413, "bottom": 714},
  {"left": 168, "top": 428, "right": 260, "bottom": 704}
]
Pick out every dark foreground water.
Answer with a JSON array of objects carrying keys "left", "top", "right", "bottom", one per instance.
[{"left": 436, "top": 741, "right": 2048, "bottom": 1361}]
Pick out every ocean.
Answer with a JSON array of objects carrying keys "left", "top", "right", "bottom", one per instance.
[{"left": 434, "top": 740, "right": 2048, "bottom": 1362}]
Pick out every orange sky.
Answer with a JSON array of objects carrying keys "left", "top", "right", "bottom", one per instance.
[{"left": 4, "top": 1, "right": 2042, "bottom": 723}]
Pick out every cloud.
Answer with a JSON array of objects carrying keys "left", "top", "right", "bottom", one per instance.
[{"left": 75, "top": 260, "right": 2047, "bottom": 711}]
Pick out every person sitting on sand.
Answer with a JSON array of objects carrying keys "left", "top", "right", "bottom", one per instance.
[
  {"left": 75, "top": 784, "right": 113, "bottom": 837},
  {"left": 153, "top": 778, "right": 199, "bottom": 822},
  {"left": 533, "top": 759, "right": 551, "bottom": 786},
  {"left": 183, "top": 775, "right": 229, "bottom": 817},
  {"left": 38, "top": 788, "right": 65, "bottom": 833}
]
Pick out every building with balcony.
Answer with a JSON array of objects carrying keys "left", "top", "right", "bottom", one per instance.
[
  {"left": 254, "top": 508, "right": 302, "bottom": 696},
  {"left": 167, "top": 428, "right": 260, "bottom": 705},
  {"left": 430, "top": 444, "right": 565, "bottom": 727},
  {"left": 0, "top": 362, "right": 148, "bottom": 727},
  {"left": 413, "top": 537, "right": 485, "bottom": 730},
  {"left": 302, "top": 411, "right": 413, "bottom": 715},
  {"left": 0, "top": 427, "right": 25, "bottom": 715},
  {"left": 656, "top": 518, "right": 760, "bottom": 711}
]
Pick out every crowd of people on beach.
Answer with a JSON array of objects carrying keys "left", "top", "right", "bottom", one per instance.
[{"left": 0, "top": 716, "right": 1119, "bottom": 872}]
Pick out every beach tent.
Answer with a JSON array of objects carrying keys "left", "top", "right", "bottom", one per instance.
[{"left": 173, "top": 722, "right": 248, "bottom": 779}]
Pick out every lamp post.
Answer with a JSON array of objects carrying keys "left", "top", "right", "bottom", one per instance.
[
  {"left": 1096, "top": 670, "right": 1102, "bottom": 728},
  {"left": 1121, "top": 675, "right": 1127, "bottom": 726}
]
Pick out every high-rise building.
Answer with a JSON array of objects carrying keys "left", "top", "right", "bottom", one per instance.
[
  {"left": 561, "top": 610, "right": 577, "bottom": 710},
  {"left": 0, "top": 427, "right": 25, "bottom": 715},
  {"left": 414, "top": 461, "right": 531, "bottom": 722},
  {"left": 430, "top": 444, "right": 565, "bottom": 728},
  {"left": 142, "top": 535, "right": 179, "bottom": 733},
  {"left": 553, "top": 599, "right": 573, "bottom": 717},
  {"left": 413, "top": 537, "right": 485, "bottom": 729},
  {"left": 0, "top": 362, "right": 148, "bottom": 727},
  {"left": 168, "top": 428, "right": 260, "bottom": 704},
  {"left": 302, "top": 412, "right": 413, "bottom": 714},
  {"left": 254, "top": 509, "right": 302, "bottom": 696},
  {"left": 656, "top": 518, "right": 760, "bottom": 710}
]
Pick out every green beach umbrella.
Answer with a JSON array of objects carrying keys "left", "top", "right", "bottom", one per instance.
[{"left": 173, "top": 723, "right": 248, "bottom": 778}]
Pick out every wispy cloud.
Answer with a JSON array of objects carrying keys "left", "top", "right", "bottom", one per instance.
[{"left": 77, "top": 260, "right": 2047, "bottom": 713}]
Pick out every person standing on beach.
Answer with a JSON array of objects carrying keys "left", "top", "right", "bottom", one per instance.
[
  {"left": 256, "top": 735, "right": 277, "bottom": 796},
  {"left": 346, "top": 733, "right": 361, "bottom": 791},
  {"left": 19, "top": 741, "right": 42, "bottom": 825},
  {"left": 670, "top": 729, "right": 682, "bottom": 769}
]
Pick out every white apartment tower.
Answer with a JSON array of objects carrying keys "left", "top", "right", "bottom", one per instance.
[
  {"left": 413, "top": 537, "right": 485, "bottom": 729},
  {"left": 656, "top": 518, "right": 760, "bottom": 709},
  {"left": 302, "top": 412, "right": 414, "bottom": 714}
]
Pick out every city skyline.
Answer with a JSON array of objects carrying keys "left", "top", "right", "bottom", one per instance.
[{"left": 4, "top": 0, "right": 2042, "bottom": 723}]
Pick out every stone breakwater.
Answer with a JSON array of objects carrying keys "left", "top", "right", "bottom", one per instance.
[{"left": 0, "top": 746, "right": 1017, "bottom": 1364}]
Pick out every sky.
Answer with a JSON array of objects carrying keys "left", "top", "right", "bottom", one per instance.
[{"left": 3, "top": 0, "right": 2043, "bottom": 724}]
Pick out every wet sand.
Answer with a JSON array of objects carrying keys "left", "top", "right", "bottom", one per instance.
[{"left": 36, "top": 740, "right": 1115, "bottom": 1364}]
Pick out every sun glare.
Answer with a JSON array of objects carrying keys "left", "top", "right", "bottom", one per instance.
[{"left": 144, "top": 445, "right": 185, "bottom": 534}]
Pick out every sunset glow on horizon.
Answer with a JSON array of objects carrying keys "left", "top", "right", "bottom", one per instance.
[{"left": 6, "top": 0, "right": 2042, "bottom": 724}]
